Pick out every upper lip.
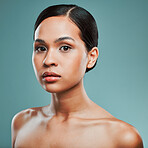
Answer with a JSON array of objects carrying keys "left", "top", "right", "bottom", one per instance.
[{"left": 42, "top": 71, "right": 61, "bottom": 77}]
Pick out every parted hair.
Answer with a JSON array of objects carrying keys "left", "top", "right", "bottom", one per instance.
[{"left": 34, "top": 4, "right": 98, "bottom": 72}]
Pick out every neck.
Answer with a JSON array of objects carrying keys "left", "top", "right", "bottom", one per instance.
[{"left": 48, "top": 79, "right": 93, "bottom": 118}]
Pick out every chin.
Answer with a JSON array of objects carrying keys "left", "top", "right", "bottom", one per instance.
[
  {"left": 41, "top": 84, "right": 67, "bottom": 93},
  {"left": 41, "top": 81, "right": 80, "bottom": 94}
]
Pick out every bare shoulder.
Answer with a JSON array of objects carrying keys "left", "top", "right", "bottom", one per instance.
[
  {"left": 90, "top": 104, "right": 143, "bottom": 147},
  {"left": 11, "top": 107, "right": 42, "bottom": 147},
  {"left": 106, "top": 118, "right": 143, "bottom": 148},
  {"left": 11, "top": 107, "right": 41, "bottom": 132}
]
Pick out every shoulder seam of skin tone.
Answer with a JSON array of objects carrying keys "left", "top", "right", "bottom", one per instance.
[
  {"left": 11, "top": 108, "right": 38, "bottom": 130},
  {"left": 116, "top": 125, "right": 143, "bottom": 148}
]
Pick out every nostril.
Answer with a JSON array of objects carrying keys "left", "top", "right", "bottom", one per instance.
[
  {"left": 43, "top": 59, "right": 48, "bottom": 67},
  {"left": 43, "top": 60, "right": 58, "bottom": 67},
  {"left": 43, "top": 62, "right": 49, "bottom": 67},
  {"left": 43, "top": 52, "right": 58, "bottom": 67}
]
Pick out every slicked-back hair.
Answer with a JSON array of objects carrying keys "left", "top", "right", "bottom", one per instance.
[{"left": 34, "top": 4, "right": 98, "bottom": 73}]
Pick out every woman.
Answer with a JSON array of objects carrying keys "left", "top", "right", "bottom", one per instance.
[{"left": 11, "top": 4, "right": 143, "bottom": 148}]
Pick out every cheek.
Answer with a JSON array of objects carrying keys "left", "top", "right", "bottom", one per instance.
[
  {"left": 32, "top": 54, "right": 43, "bottom": 75},
  {"left": 66, "top": 52, "right": 87, "bottom": 77},
  {"left": 77, "top": 51, "right": 87, "bottom": 70}
]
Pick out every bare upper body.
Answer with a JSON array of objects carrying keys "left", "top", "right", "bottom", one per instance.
[
  {"left": 12, "top": 5, "right": 143, "bottom": 148},
  {"left": 11, "top": 104, "right": 143, "bottom": 148}
]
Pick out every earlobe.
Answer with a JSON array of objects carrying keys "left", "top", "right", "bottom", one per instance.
[{"left": 87, "top": 47, "right": 99, "bottom": 69}]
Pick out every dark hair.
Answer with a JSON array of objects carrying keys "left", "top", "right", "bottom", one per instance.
[{"left": 34, "top": 4, "right": 98, "bottom": 73}]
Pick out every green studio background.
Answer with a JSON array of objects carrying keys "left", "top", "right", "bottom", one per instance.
[{"left": 0, "top": 0, "right": 147, "bottom": 147}]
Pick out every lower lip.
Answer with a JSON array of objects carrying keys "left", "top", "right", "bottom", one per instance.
[{"left": 43, "top": 76, "right": 61, "bottom": 82}]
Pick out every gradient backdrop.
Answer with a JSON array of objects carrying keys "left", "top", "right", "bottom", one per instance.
[{"left": 0, "top": 0, "right": 147, "bottom": 147}]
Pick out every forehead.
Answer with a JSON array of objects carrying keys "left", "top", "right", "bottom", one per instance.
[{"left": 34, "top": 16, "right": 82, "bottom": 42}]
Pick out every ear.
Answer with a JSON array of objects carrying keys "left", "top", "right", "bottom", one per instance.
[{"left": 87, "top": 47, "right": 99, "bottom": 69}]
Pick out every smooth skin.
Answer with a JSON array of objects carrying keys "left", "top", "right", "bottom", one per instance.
[{"left": 11, "top": 16, "right": 143, "bottom": 148}]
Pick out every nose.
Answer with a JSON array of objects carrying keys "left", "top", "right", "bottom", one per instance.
[{"left": 43, "top": 49, "right": 58, "bottom": 67}]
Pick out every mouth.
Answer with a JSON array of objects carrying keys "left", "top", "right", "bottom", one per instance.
[{"left": 42, "top": 71, "right": 61, "bottom": 82}]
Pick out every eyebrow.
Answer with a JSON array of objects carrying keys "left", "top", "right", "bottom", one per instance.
[
  {"left": 34, "top": 36, "right": 75, "bottom": 44},
  {"left": 34, "top": 39, "right": 45, "bottom": 43},
  {"left": 54, "top": 36, "right": 75, "bottom": 43}
]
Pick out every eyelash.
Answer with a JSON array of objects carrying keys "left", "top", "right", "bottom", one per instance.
[
  {"left": 35, "top": 46, "right": 47, "bottom": 52},
  {"left": 35, "top": 45, "right": 72, "bottom": 53},
  {"left": 59, "top": 45, "right": 72, "bottom": 52}
]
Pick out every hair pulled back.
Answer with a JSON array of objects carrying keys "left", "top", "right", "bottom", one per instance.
[{"left": 34, "top": 4, "right": 98, "bottom": 72}]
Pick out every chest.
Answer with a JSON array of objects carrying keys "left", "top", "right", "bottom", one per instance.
[{"left": 14, "top": 120, "right": 114, "bottom": 148}]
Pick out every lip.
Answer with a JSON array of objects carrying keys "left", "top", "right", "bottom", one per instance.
[{"left": 42, "top": 71, "right": 61, "bottom": 82}]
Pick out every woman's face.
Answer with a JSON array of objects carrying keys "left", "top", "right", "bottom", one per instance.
[{"left": 32, "top": 16, "right": 89, "bottom": 93}]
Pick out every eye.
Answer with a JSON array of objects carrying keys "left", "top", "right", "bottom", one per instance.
[
  {"left": 35, "top": 46, "right": 47, "bottom": 52},
  {"left": 59, "top": 46, "right": 71, "bottom": 52}
]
